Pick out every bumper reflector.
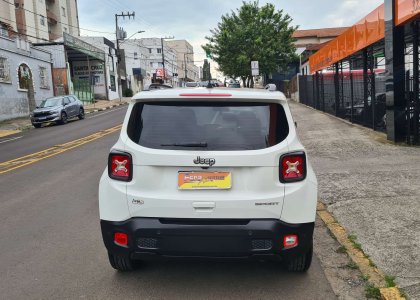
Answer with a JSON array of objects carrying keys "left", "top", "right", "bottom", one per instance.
[
  {"left": 283, "top": 234, "right": 298, "bottom": 248},
  {"left": 114, "top": 232, "right": 128, "bottom": 246}
]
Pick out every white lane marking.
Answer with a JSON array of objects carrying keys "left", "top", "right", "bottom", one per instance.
[
  {"left": 87, "top": 106, "right": 126, "bottom": 119},
  {"left": 0, "top": 136, "right": 23, "bottom": 144}
]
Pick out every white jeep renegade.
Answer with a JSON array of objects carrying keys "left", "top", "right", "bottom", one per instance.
[{"left": 99, "top": 87, "right": 318, "bottom": 272}]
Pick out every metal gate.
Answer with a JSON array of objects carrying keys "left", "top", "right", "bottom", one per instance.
[{"left": 73, "top": 78, "right": 93, "bottom": 103}]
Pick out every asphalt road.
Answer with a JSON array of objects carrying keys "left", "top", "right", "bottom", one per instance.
[
  {"left": 0, "top": 105, "right": 128, "bottom": 163},
  {"left": 0, "top": 107, "right": 337, "bottom": 299}
]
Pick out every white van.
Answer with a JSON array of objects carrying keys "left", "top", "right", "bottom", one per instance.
[{"left": 99, "top": 87, "right": 318, "bottom": 272}]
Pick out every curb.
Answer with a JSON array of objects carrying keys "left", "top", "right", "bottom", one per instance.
[
  {"left": 85, "top": 102, "right": 128, "bottom": 115},
  {"left": 316, "top": 202, "right": 406, "bottom": 300}
]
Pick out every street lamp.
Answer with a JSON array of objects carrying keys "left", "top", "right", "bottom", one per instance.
[{"left": 120, "top": 30, "right": 145, "bottom": 45}]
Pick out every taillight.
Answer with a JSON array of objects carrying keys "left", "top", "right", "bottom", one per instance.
[
  {"left": 279, "top": 152, "right": 306, "bottom": 183},
  {"left": 108, "top": 151, "right": 132, "bottom": 181}
]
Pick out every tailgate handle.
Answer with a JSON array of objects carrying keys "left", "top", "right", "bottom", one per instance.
[{"left": 193, "top": 202, "right": 215, "bottom": 212}]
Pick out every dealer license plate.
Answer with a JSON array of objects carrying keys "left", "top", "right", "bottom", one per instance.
[{"left": 178, "top": 172, "right": 232, "bottom": 190}]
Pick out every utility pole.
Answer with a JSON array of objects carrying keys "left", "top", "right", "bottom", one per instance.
[
  {"left": 115, "top": 11, "right": 135, "bottom": 100},
  {"left": 160, "top": 36, "right": 174, "bottom": 83},
  {"left": 183, "top": 51, "right": 194, "bottom": 86}
]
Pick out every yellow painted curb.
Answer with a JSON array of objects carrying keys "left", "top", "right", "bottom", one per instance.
[
  {"left": 316, "top": 202, "right": 406, "bottom": 299},
  {"left": 0, "top": 129, "right": 21, "bottom": 138},
  {"left": 380, "top": 287, "right": 404, "bottom": 300}
]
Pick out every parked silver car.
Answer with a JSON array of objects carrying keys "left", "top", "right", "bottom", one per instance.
[{"left": 30, "top": 95, "right": 85, "bottom": 128}]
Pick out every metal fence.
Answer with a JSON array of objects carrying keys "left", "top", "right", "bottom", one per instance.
[
  {"left": 299, "top": 69, "right": 387, "bottom": 132},
  {"left": 404, "top": 21, "right": 420, "bottom": 144}
]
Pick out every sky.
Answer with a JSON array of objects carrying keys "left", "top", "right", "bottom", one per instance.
[{"left": 78, "top": 0, "right": 383, "bottom": 78}]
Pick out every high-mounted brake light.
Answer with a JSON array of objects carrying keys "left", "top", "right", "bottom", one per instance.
[
  {"left": 108, "top": 152, "right": 132, "bottom": 182},
  {"left": 179, "top": 93, "right": 232, "bottom": 97},
  {"left": 279, "top": 152, "right": 306, "bottom": 183}
]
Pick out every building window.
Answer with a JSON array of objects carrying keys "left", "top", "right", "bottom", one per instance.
[
  {"left": 148, "top": 48, "right": 152, "bottom": 54},
  {"left": 157, "top": 48, "right": 162, "bottom": 54},
  {"left": 150, "top": 62, "right": 153, "bottom": 67},
  {"left": 0, "top": 57, "right": 11, "bottom": 82},
  {"left": 63, "top": 27, "right": 67, "bottom": 33},
  {"left": 158, "top": 62, "right": 163, "bottom": 67},
  {"left": 0, "top": 24, "right": 8, "bottom": 37},
  {"left": 61, "top": 6, "right": 66, "bottom": 17},
  {"left": 39, "top": 66, "right": 49, "bottom": 89},
  {"left": 40, "top": 15, "right": 45, "bottom": 26},
  {"left": 18, "top": 64, "right": 32, "bottom": 90},
  {"left": 110, "top": 75, "right": 116, "bottom": 91},
  {"left": 134, "top": 52, "right": 138, "bottom": 60},
  {"left": 108, "top": 55, "right": 114, "bottom": 72}
]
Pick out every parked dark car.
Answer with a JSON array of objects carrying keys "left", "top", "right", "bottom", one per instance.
[
  {"left": 344, "top": 92, "right": 386, "bottom": 128},
  {"left": 30, "top": 95, "right": 85, "bottom": 128}
]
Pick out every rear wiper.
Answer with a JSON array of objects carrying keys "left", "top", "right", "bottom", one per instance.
[{"left": 160, "top": 142, "right": 208, "bottom": 147}]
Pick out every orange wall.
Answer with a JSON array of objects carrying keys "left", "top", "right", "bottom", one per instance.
[
  {"left": 309, "top": 4, "right": 384, "bottom": 73},
  {"left": 395, "top": 0, "right": 420, "bottom": 25}
]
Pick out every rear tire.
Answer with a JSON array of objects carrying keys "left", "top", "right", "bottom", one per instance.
[
  {"left": 108, "top": 252, "right": 136, "bottom": 271},
  {"left": 32, "top": 123, "right": 41, "bottom": 128},
  {"left": 286, "top": 247, "right": 313, "bottom": 272}
]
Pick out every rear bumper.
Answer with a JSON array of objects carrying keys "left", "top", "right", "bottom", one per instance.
[{"left": 101, "top": 218, "right": 314, "bottom": 260}]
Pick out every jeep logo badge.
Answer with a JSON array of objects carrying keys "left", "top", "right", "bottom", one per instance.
[{"left": 193, "top": 156, "right": 216, "bottom": 166}]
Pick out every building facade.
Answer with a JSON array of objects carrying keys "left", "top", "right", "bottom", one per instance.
[
  {"left": 35, "top": 33, "right": 119, "bottom": 101},
  {"left": 0, "top": 0, "right": 79, "bottom": 43},
  {"left": 130, "top": 38, "right": 179, "bottom": 87},
  {"left": 166, "top": 40, "right": 195, "bottom": 86},
  {"left": 119, "top": 39, "right": 148, "bottom": 93},
  {"left": 0, "top": 35, "right": 53, "bottom": 121}
]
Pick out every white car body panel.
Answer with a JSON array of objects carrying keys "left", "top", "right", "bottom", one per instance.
[{"left": 99, "top": 88, "right": 317, "bottom": 224}]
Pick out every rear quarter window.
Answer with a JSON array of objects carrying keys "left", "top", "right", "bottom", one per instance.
[{"left": 127, "top": 101, "right": 289, "bottom": 151}]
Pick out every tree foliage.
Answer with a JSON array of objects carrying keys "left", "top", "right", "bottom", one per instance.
[{"left": 203, "top": 1, "right": 297, "bottom": 86}]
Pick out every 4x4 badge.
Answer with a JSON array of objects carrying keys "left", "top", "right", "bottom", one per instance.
[{"left": 193, "top": 156, "right": 215, "bottom": 166}]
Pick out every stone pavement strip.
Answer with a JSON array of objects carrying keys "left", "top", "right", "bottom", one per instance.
[
  {"left": 289, "top": 100, "right": 420, "bottom": 299},
  {"left": 0, "top": 98, "right": 130, "bottom": 136}
]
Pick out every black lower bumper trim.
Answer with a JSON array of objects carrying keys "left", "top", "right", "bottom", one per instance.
[{"left": 100, "top": 218, "right": 314, "bottom": 260}]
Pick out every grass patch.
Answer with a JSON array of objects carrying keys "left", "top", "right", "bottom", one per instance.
[
  {"left": 365, "top": 283, "right": 381, "bottom": 299},
  {"left": 346, "top": 262, "right": 359, "bottom": 270},
  {"left": 348, "top": 234, "right": 363, "bottom": 251},
  {"left": 335, "top": 245, "right": 347, "bottom": 253},
  {"left": 368, "top": 259, "right": 377, "bottom": 268},
  {"left": 361, "top": 274, "right": 370, "bottom": 281},
  {"left": 384, "top": 274, "right": 396, "bottom": 288}
]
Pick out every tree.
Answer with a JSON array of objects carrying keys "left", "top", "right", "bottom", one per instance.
[
  {"left": 202, "top": 59, "right": 212, "bottom": 81},
  {"left": 202, "top": 1, "right": 297, "bottom": 87}
]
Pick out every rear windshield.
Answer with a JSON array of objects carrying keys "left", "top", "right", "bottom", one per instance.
[{"left": 127, "top": 101, "right": 289, "bottom": 151}]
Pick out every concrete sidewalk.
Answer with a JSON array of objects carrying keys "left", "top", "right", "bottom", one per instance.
[
  {"left": 289, "top": 100, "right": 420, "bottom": 299},
  {"left": 0, "top": 98, "right": 130, "bottom": 137}
]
